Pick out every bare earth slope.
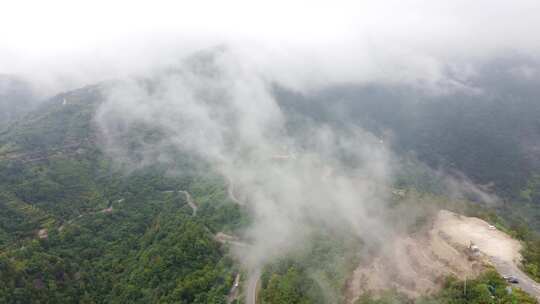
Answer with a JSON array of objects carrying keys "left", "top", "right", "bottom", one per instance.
[
  {"left": 346, "top": 210, "right": 540, "bottom": 302},
  {"left": 436, "top": 210, "right": 540, "bottom": 301},
  {"left": 435, "top": 210, "right": 521, "bottom": 263}
]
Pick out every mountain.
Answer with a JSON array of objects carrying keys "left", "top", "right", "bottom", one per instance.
[
  {"left": 276, "top": 57, "right": 540, "bottom": 201},
  {"left": 0, "top": 75, "right": 40, "bottom": 130},
  {"left": 2, "top": 59, "right": 540, "bottom": 303},
  {"left": 0, "top": 84, "right": 246, "bottom": 303}
]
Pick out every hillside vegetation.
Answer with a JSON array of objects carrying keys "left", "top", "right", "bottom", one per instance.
[
  {"left": 0, "top": 88, "right": 247, "bottom": 303},
  {"left": 2, "top": 79, "right": 540, "bottom": 304}
]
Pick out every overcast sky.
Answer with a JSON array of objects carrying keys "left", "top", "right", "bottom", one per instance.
[{"left": 1, "top": 0, "right": 540, "bottom": 93}]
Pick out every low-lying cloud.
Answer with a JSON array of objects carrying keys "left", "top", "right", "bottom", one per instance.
[
  {"left": 96, "top": 49, "right": 396, "bottom": 270},
  {"left": 2, "top": 0, "right": 540, "bottom": 95},
  {"left": 4, "top": 0, "right": 535, "bottom": 282}
]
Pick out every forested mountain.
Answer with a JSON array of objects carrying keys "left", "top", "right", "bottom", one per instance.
[
  {"left": 1, "top": 57, "right": 540, "bottom": 304},
  {"left": 276, "top": 57, "right": 540, "bottom": 200},
  {"left": 0, "top": 85, "right": 247, "bottom": 303},
  {"left": 3, "top": 1, "right": 540, "bottom": 303}
]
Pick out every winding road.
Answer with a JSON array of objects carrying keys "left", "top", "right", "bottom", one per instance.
[
  {"left": 225, "top": 177, "right": 261, "bottom": 304},
  {"left": 214, "top": 232, "right": 255, "bottom": 303},
  {"left": 175, "top": 183, "right": 259, "bottom": 304},
  {"left": 54, "top": 186, "right": 253, "bottom": 303},
  {"left": 490, "top": 257, "right": 540, "bottom": 301}
]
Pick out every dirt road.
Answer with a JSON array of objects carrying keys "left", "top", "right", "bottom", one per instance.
[
  {"left": 214, "top": 232, "right": 250, "bottom": 248},
  {"left": 178, "top": 190, "right": 198, "bottom": 216}
]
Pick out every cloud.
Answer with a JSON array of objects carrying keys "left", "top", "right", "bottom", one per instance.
[
  {"left": 3, "top": 0, "right": 532, "bottom": 278},
  {"left": 2, "top": 0, "right": 539, "bottom": 94},
  {"left": 95, "top": 49, "right": 396, "bottom": 270}
]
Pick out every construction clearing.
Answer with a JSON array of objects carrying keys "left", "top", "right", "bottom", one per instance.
[{"left": 346, "top": 210, "right": 540, "bottom": 302}]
